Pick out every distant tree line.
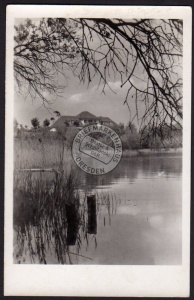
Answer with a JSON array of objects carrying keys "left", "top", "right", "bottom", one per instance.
[
  {"left": 108, "top": 122, "right": 182, "bottom": 150},
  {"left": 14, "top": 117, "right": 182, "bottom": 149}
]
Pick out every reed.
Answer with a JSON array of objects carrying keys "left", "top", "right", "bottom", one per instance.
[
  {"left": 14, "top": 133, "right": 85, "bottom": 264},
  {"left": 14, "top": 134, "right": 120, "bottom": 264}
]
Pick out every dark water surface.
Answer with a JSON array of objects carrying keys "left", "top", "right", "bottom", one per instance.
[
  {"left": 75, "top": 155, "right": 182, "bottom": 265},
  {"left": 14, "top": 155, "right": 182, "bottom": 265}
]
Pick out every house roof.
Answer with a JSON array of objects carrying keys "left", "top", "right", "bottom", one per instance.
[
  {"left": 76, "top": 111, "right": 96, "bottom": 119},
  {"left": 51, "top": 111, "right": 117, "bottom": 128},
  {"left": 50, "top": 116, "right": 79, "bottom": 128},
  {"left": 100, "top": 117, "right": 112, "bottom": 122}
]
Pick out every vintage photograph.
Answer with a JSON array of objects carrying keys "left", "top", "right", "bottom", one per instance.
[
  {"left": 5, "top": 5, "right": 191, "bottom": 297},
  {"left": 13, "top": 16, "right": 183, "bottom": 265}
]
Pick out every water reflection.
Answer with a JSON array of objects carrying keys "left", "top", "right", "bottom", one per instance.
[
  {"left": 14, "top": 155, "right": 182, "bottom": 265},
  {"left": 14, "top": 183, "right": 118, "bottom": 264},
  {"left": 78, "top": 156, "right": 182, "bottom": 191},
  {"left": 76, "top": 156, "right": 182, "bottom": 265}
]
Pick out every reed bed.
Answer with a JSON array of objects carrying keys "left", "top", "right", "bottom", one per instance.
[
  {"left": 14, "top": 133, "right": 80, "bottom": 264},
  {"left": 14, "top": 134, "right": 119, "bottom": 264},
  {"left": 14, "top": 168, "right": 80, "bottom": 263},
  {"left": 14, "top": 136, "right": 72, "bottom": 170}
]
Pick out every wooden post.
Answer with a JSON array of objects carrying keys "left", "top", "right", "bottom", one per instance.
[
  {"left": 87, "top": 195, "right": 97, "bottom": 234},
  {"left": 65, "top": 203, "right": 79, "bottom": 246}
]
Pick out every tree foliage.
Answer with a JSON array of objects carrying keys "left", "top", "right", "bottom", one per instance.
[
  {"left": 31, "top": 117, "right": 40, "bottom": 129},
  {"left": 14, "top": 18, "right": 81, "bottom": 106},
  {"left": 121, "top": 123, "right": 140, "bottom": 150},
  {"left": 14, "top": 18, "right": 183, "bottom": 133},
  {"left": 140, "top": 123, "right": 182, "bottom": 149},
  {"left": 53, "top": 111, "right": 61, "bottom": 118},
  {"left": 43, "top": 118, "right": 50, "bottom": 127}
]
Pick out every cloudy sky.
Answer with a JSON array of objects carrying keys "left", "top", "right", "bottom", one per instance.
[{"left": 14, "top": 76, "right": 139, "bottom": 128}]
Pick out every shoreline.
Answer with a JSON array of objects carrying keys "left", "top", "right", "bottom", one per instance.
[{"left": 122, "top": 148, "right": 182, "bottom": 157}]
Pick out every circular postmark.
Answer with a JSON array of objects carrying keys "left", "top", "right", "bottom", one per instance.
[{"left": 72, "top": 124, "right": 122, "bottom": 175}]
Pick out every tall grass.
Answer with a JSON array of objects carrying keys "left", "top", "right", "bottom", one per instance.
[
  {"left": 14, "top": 132, "right": 82, "bottom": 264},
  {"left": 14, "top": 166, "right": 82, "bottom": 263},
  {"left": 14, "top": 133, "right": 120, "bottom": 264},
  {"left": 14, "top": 135, "right": 72, "bottom": 170}
]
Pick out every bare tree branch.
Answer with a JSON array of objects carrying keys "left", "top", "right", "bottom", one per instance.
[{"left": 14, "top": 18, "right": 183, "bottom": 135}]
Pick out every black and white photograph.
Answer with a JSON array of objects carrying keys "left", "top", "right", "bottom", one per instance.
[{"left": 5, "top": 5, "right": 191, "bottom": 297}]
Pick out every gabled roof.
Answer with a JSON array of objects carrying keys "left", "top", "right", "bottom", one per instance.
[
  {"left": 50, "top": 116, "right": 79, "bottom": 128},
  {"left": 51, "top": 111, "right": 117, "bottom": 128},
  {"left": 76, "top": 111, "right": 96, "bottom": 119}
]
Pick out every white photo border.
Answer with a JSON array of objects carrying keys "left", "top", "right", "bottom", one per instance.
[{"left": 5, "top": 5, "right": 191, "bottom": 297}]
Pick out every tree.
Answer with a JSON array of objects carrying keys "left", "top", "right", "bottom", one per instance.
[
  {"left": 121, "top": 123, "right": 140, "bottom": 150},
  {"left": 31, "top": 117, "right": 40, "bottom": 129},
  {"left": 112, "top": 122, "right": 125, "bottom": 136},
  {"left": 50, "top": 117, "right": 55, "bottom": 124},
  {"left": 53, "top": 111, "right": 61, "bottom": 118},
  {"left": 14, "top": 18, "right": 81, "bottom": 107},
  {"left": 14, "top": 18, "right": 183, "bottom": 135},
  {"left": 140, "top": 123, "right": 182, "bottom": 149},
  {"left": 43, "top": 118, "right": 50, "bottom": 127}
]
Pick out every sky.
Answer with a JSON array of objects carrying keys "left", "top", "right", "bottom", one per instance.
[{"left": 14, "top": 76, "right": 140, "bottom": 128}]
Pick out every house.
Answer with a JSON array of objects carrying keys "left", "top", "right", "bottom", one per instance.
[{"left": 50, "top": 111, "right": 117, "bottom": 130}]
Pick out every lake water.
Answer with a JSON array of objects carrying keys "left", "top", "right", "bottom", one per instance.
[
  {"left": 73, "top": 154, "right": 182, "bottom": 265},
  {"left": 14, "top": 154, "right": 182, "bottom": 265}
]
